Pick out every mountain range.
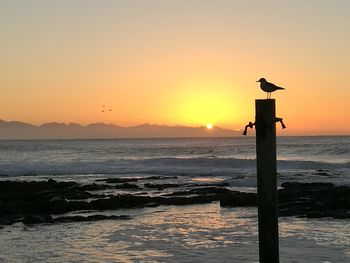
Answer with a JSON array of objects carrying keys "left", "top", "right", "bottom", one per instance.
[{"left": 0, "top": 119, "right": 241, "bottom": 139}]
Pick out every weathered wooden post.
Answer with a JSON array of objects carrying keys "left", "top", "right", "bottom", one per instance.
[{"left": 255, "top": 99, "right": 279, "bottom": 263}]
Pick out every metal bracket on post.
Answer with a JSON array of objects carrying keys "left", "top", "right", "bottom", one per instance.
[
  {"left": 242, "top": 121, "right": 255, "bottom": 136},
  {"left": 244, "top": 118, "right": 286, "bottom": 136},
  {"left": 275, "top": 117, "right": 286, "bottom": 129}
]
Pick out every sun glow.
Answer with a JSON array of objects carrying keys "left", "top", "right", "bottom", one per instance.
[{"left": 168, "top": 78, "right": 243, "bottom": 129}]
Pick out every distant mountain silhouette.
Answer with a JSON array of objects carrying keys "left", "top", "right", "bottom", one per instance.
[{"left": 0, "top": 119, "right": 241, "bottom": 139}]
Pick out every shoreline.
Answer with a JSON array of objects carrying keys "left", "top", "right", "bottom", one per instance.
[{"left": 1, "top": 177, "right": 349, "bottom": 226}]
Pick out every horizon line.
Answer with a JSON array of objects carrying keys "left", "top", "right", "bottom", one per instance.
[
  {"left": 0, "top": 118, "right": 238, "bottom": 131},
  {"left": 1, "top": 118, "right": 349, "bottom": 137}
]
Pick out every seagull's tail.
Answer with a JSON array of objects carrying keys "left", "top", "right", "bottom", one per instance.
[{"left": 276, "top": 86, "right": 285, "bottom": 90}]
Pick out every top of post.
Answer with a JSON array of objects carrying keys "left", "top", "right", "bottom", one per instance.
[{"left": 256, "top": 99, "right": 276, "bottom": 106}]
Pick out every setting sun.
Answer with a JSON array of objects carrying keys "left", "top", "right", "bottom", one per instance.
[
  {"left": 206, "top": 124, "right": 213, "bottom": 129},
  {"left": 166, "top": 78, "right": 245, "bottom": 129}
]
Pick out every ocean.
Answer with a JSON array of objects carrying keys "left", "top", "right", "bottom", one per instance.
[{"left": 0, "top": 136, "right": 349, "bottom": 262}]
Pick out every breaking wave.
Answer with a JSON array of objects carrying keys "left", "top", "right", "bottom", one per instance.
[{"left": 1, "top": 157, "right": 349, "bottom": 177}]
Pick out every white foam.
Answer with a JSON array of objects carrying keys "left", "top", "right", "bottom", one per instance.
[{"left": 0, "top": 157, "right": 348, "bottom": 178}]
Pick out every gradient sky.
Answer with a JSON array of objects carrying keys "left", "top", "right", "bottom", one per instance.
[{"left": 1, "top": 0, "right": 349, "bottom": 135}]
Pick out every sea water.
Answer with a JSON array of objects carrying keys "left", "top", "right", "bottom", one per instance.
[
  {"left": 0, "top": 136, "right": 349, "bottom": 179},
  {"left": 0, "top": 136, "right": 349, "bottom": 262}
]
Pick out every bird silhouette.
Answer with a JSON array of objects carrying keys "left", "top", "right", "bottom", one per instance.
[{"left": 257, "top": 78, "right": 285, "bottom": 99}]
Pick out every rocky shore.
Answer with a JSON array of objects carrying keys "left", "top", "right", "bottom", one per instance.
[{"left": 0, "top": 178, "right": 349, "bottom": 226}]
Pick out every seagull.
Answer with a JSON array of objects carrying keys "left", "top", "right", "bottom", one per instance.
[{"left": 257, "top": 78, "right": 285, "bottom": 99}]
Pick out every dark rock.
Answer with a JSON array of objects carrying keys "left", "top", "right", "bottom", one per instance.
[
  {"left": 89, "top": 197, "right": 120, "bottom": 210},
  {"left": 53, "top": 214, "right": 131, "bottom": 223},
  {"left": 23, "top": 214, "right": 53, "bottom": 224},
  {"left": 0, "top": 217, "right": 11, "bottom": 225},
  {"left": 220, "top": 191, "right": 257, "bottom": 207},
  {"left": 78, "top": 183, "right": 112, "bottom": 191},
  {"left": 103, "top": 178, "right": 139, "bottom": 184},
  {"left": 156, "top": 195, "right": 218, "bottom": 205},
  {"left": 47, "top": 199, "right": 68, "bottom": 214},
  {"left": 278, "top": 182, "right": 350, "bottom": 218},
  {"left": 115, "top": 183, "right": 140, "bottom": 189},
  {"left": 144, "top": 183, "right": 180, "bottom": 190},
  {"left": 5, "top": 201, "right": 38, "bottom": 214},
  {"left": 1, "top": 179, "right": 349, "bottom": 225},
  {"left": 64, "top": 191, "right": 92, "bottom": 200},
  {"left": 189, "top": 187, "right": 230, "bottom": 195},
  {"left": 44, "top": 199, "right": 88, "bottom": 214}
]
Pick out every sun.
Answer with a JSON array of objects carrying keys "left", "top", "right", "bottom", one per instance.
[{"left": 206, "top": 124, "right": 213, "bottom": 129}]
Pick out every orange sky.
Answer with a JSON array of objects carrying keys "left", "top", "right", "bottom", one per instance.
[{"left": 1, "top": 1, "right": 349, "bottom": 135}]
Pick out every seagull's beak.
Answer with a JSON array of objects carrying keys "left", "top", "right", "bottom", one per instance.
[{"left": 256, "top": 80, "right": 260, "bottom": 82}]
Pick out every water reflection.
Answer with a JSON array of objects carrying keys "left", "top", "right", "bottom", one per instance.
[{"left": 0, "top": 204, "right": 349, "bottom": 262}]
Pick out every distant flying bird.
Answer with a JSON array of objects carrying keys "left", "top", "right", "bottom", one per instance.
[{"left": 257, "top": 78, "right": 285, "bottom": 99}]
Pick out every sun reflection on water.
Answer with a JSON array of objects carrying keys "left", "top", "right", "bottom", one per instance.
[{"left": 0, "top": 203, "right": 349, "bottom": 262}]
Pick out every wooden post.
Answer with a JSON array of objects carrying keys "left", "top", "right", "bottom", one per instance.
[{"left": 255, "top": 99, "right": 279, "bottom": 263}]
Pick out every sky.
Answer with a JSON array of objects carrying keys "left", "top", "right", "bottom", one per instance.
[{"left": 1, "top": 0, "right": 350, "bottom": 135}]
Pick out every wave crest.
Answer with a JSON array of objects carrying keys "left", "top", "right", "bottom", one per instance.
[{"left": 0, "top": 157, "right": 349, "bottom": 177}]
